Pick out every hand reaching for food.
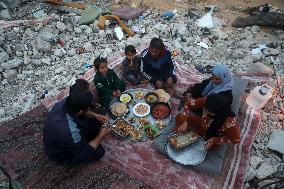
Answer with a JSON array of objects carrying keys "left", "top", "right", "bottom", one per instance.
[{"left": 177, "top": 121, "right": 188, "bottom": 134}]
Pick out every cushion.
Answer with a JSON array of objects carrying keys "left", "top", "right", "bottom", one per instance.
[
  {"left": 80, "top": 6, "right": 110, "bottom": 25},
  {"left": 113, "top": 7, "right": 145, "bottom": 20},
  {"left": 231, "top": 79, "right": 249, "bottom": 116}
]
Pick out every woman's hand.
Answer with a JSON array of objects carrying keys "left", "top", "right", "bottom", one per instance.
[
  {"left": 177, "top": 121, "right": 188, "bottom": 133},
  {"left": 205, "top": 138, "right": 214, "bottom": 150}
]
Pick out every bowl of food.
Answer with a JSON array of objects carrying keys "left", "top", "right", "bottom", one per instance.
[
  {"left": 145, "top": 92, "right": 159, "bottom": 105},
  {"left": 119, "top": 93, "right": 132, "bottom": 103},
  {"left": 151, "top": 102, "right": 171, "bottom": 119},
  {"left": 144, "top": 124, "right": 159, "bottom": 139},
  {"left": 110, "top": 102, "right": 129, "bottom": 117},
  {"left": 134, "top": 91, "right": 144, "bottom": 100},
  {"left": 133, "top": 103, "right": 150, "bottom": 117}
]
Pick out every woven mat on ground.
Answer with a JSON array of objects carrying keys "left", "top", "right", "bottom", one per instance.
[{"left": 0, "top": 52, "right": 269, "bottom": 189}]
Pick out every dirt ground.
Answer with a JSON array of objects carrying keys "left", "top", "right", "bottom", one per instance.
[{"left": 112, "top": 0, "right": 284, "bottom": 27}]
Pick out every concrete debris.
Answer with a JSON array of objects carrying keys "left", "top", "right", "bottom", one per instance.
[
  {"left": 1, "top": 58, "right": 23, "bottom": 69},
  {"left": 256, "top": 162, "right": 277, "bottom": 179},
  {"left": 267, "top": 129, "right": 284, "bottom": 154}
]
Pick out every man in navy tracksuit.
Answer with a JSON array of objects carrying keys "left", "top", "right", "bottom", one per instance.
[
  {"left": 140, "top": 38, "right": 177, "bottom": 93},
  {"left": 43, "top": 81, "right": 111, "bottom": 164}
]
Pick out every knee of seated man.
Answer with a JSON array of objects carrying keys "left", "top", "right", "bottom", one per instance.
[{"left": 93, "top": 144, "right": 105, "bottom": 161}]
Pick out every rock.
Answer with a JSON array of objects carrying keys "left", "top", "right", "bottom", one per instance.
[
  {"left": 0, "top": 51, "right": 9, "bottom": 62},
  {"left": 85, "top": 26, "right": 93, "bottom": 34},
  {"left": 0, "top": 2, "right": 11, "bottom": 19},
  {"left": 32, "top": 38, "right": 51, "bottom": 53},
  {"left": 31, "top": 59, "right": 42, "bottom": 66},
  {"left": 267, "top": 129, "right": 284, "bottom": 154},
  {"left": 250, "top": 155, "right": 263, "bottom": 169},
  {"left": 256, "top": 162, "right": 276, "bottom": 179},
  {"left": 250, "top": 26, "right": 260, "bottom": 33},
  {"left": 14, "top": 43, "right": 26, "bottom": 52},
  {"left": 239, "top": 40, "right": 251, "bottom": 48},
  {"left": 16, "top": 51, "right": 23, "bottom": 57},
  {"left": 25, "top": 28, "right": 36, "bottom": 37},
  {"left": 54, "top": 49, "right": 63, "bottom": 57},
  {"left": 277, "top": 114, "right": 284, "bottom": 121},
  {"left": 1, "top": 58, "right": 23, "bottom": 69},
  {"left": 0, "top": 108, "right": 4, "bottom": 118},
  {"left": 83, "top": 42, "right": 93, "bottom": 52},
  {"left": 38, "top": 32, "right": 57, "bottom": 42},
  {"left": 3, "top": 69, "right": 17, "bottom": 82},
  {"left": 67, "top": 48, "right": 76, "bottom": 56},
  {"left": 71, "top": 16, "right": 81, "bottom": 25},
  {"left": 245, "top": 166, "right": 257, "bottom": 181},
  {"left": 248, "top": 62, "right": 274, "bottom": 77},
  {"left": 56, "top": 21, "right": 66, "bottom": 31},
  {"left": 40, "top": 58, "right": 50, "bottom": 65},
  {"left": 74, "top": 27, "right": 82, "bottom": 34},
  {"left": 263, "top": 48, "right": 280, "bottom": 56}
]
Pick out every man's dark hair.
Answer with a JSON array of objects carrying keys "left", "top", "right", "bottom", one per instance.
[
  {"left": 125, "top": 45, "right": 136, "bottom": 54},
  {"left": 70, "top": 79, "right": 89, "bottom": 95},
  {"left": 149, "top": 38, "right": 165, "bottom": 50},
  {"left": 93, "top": 56, "right": 107, "bottom": 70},
  {"left": 65, "top": 89, "right": 94, "bottom": 114}
]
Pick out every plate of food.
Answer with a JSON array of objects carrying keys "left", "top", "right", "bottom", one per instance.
[
  {"left": 169, "top": 132, "right": 199, "bottom": 150},
  {"left": 112, "top": 118, "right": 133, "bottom": 139},
  {"left": 119, "top": 93, "right": 132, "bottom": 103},
  {"left": 151, "top": 102, "right": 171, "bottom": 119},
  {"left": 145, "top": 92, "right": 159, "bottom": 105},
  {"left": 144, "top": 124, "right": 159, "bottom": 139},
  {"left": 135, "top": 91, "right": 144, "bottom": 100},
  {"left": 133, "top": 103, "right": 150, "bottom": 117},
  {"left": 110, "top": 102, "right": 129, "bottom": 117},
  {"left": 165, "top": 132, "right": 207, "bottom": 165}
]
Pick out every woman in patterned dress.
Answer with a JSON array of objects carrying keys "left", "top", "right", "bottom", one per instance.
[{"left": 175, "top": 94, "right": 240, "bottom": 150}]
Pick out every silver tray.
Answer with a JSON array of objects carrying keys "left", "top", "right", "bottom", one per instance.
[
  {"left": 165, "top": 132, "right": 207, "bottom": 165},
  {"left": 108, "top": 88, "right": 172, "bottom": 141}
]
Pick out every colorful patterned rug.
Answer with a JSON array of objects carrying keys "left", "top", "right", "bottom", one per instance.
[{"left": 0, "top": 52, "right": 269, "bottom": 189}]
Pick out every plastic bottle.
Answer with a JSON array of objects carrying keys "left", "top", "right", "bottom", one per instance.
[{"left": 246, "top": 84, "right": 274, "bottom": 110}]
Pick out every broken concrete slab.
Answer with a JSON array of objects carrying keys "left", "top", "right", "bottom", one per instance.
[
  {"left": 267, "top": 129, "right": 284, "bottom": 154},
  {"left": 256, "top": 162, "right": 277, "bottom": 179},
  {"left": 248, "top": 62, "right": 275, "bottom": 77}
]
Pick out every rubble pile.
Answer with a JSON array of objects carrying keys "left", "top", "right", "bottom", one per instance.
[{"left": 0, "top": 1, "right": 283, "bottom": 188}]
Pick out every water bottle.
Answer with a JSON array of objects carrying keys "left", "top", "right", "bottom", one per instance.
[{"left": 246, "top": 84, "right": 274, "bottom": 110}]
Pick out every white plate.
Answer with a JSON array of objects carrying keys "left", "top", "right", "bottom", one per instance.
[{"left": 133, "top": 103, "right": 150, "bottom": 117}]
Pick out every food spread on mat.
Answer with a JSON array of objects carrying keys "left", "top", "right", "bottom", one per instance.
[
  {"left": 110, "top": 89, "right": 172, "bottom": 141},
  {"left": 112, "top": 119, "right": 133, "bottom": 138},
  {"left": 120, "top": 93, "right": 132, "bottom": 103},
  {"left": 128, "top": 117, "right": 136, "bottom": 123},
  {"left": 111, "top": 102, "right": 128, "bottom": 117},
  {"left": 169, "top": 132, "right": 199, "bottom": 150},
  {"left": 135, "top": 91, "right": 144, "bottom": 99},
  {"left": 138, "top": 117, "right": 150, "bottom": 126},
  {"left": 156, "top": 120, "right": 166, "bottom": 129},
  {"left": 129, "top": 129, "right": 143, "bottom": 141},
  {"left": 152, "top": 103, "right": 171, "bottom": 119},
  {"left": 145, "top": 93, "right": 158, "bottom": 104}
]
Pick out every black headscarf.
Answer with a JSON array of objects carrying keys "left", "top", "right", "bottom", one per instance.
[{"left": 204, "top": 94, "right": 235, "bottom": 139}]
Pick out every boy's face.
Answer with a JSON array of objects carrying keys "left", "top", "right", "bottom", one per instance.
[
  {"left": 99, "top": 62, "right": 108, "bottom": 76},
  {"left": 126, "top": 52, "right": 136, "bottom": 61},
  {"left": 149, "top": 48, "right": 161, "bottom": 59}
]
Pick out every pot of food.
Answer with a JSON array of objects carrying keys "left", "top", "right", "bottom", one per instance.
[{"left": 151, "top": 102, "right": 171, "bottom": 119}]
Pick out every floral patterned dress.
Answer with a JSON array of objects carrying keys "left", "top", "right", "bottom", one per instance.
[{"left": 175, "top": 97, "right": 240, "bottom": 149}]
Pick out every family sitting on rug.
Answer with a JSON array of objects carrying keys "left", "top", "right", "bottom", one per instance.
[{"left": 43, "top": 37, "right": 240, "bottom": 174}]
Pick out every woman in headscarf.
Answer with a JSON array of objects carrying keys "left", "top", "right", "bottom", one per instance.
[
  {"left": 180, "top": 64, "right": 234, "bottom": 111},
  {"left": 175, "top": 94, "right": 240, "bottom": 150}
]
